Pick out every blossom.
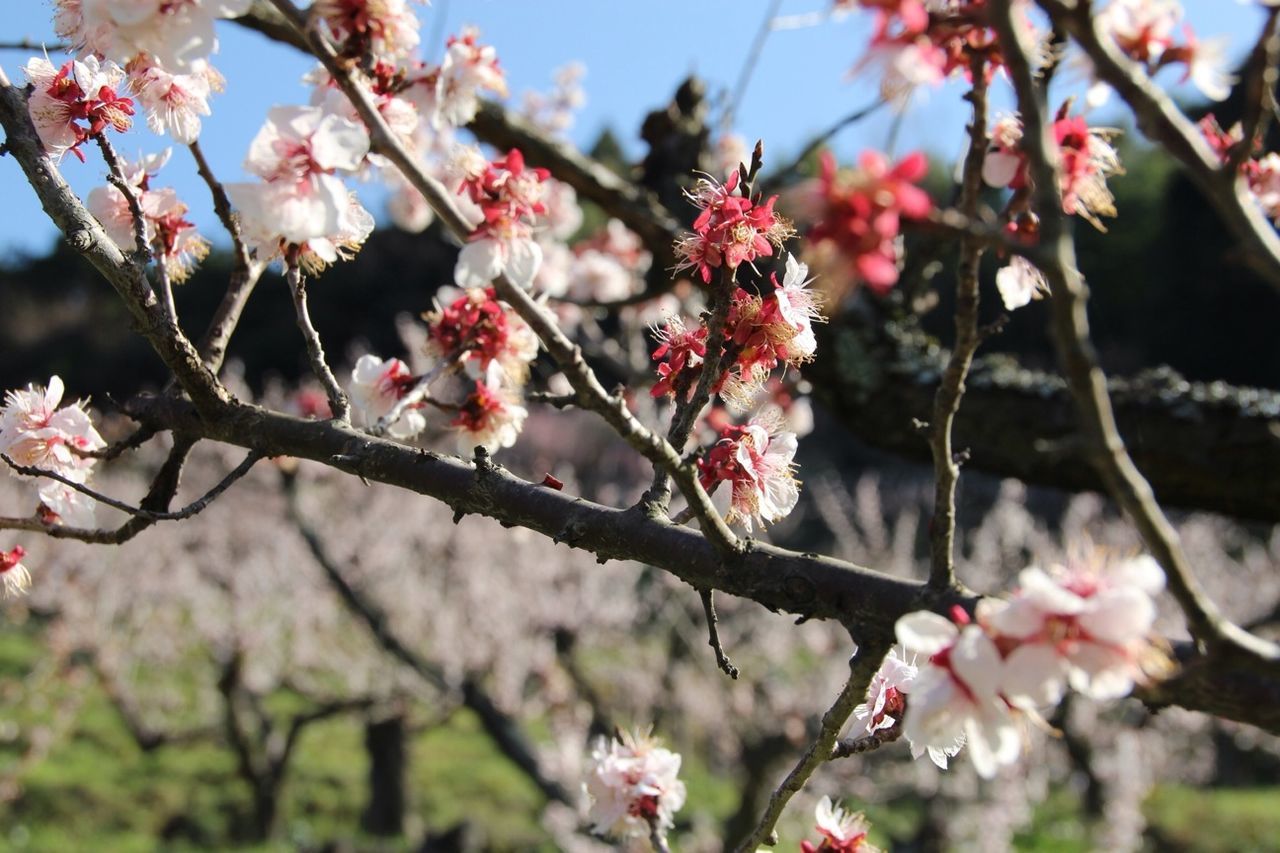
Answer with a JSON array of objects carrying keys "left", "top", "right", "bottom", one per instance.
[
  {"left": 37, "top": 480, "right": 100, "bottom": 529},
  {"left": 994, "top": 255, "right": 1049, "bottom": 311},
  {"left": 450, "top": 365, "right": 528, "bottom": 453},
  {"left": 424, "top": 286, "right": 539, "bottom": 382},
  {"left": 801, "top": 796, "right": 881, "bottom": 853},
  {"left": 313, "top": 0, "right": 421, "bottom": 61},
  {"left": 650, "top": 315, "right": 708, "bottom": 400},
  {"left": 126, "top": 55, "right": 224, "bottom": 143},
  {"left": 852, "top": 646, "right": 964, "bottom": 769},
  {"left": 584, "top": 728, "right": 686, "bottom": 841},
  {"left": 795, "top": 150, "right": 932, "bottom": 293},
  {"left": 0, "top": 547, "right": 32, "bottom": 600},
  {"left": 0, "top": 376, "right": 104, "bottom": 478},
  {"left": 89, "top": 157, "right": 211, "bottom": 282},
  {"left": 981, "top": 553, "right": 1166, "bottom": 703},
  {"left": 23, "top": 56, "right": 134, "bottom": 162},
  {"left": 697, "top": 410, "right": 800, "bottom": 532},
  {"left": 453, "top": 149, "right": 548, "bottom": 288},
  {"left": 349, "top": 355, "right": 426, "bottom": 440},
  {"left": 1097, "top": 0, "right": 1182, "bottom": 65},
  {"left": 226, "top": 105, "right": 370, "bottom": 249},
  {"left": 673, "top": 169, "right": 794, "bottom": 284},
  {"left": 521, "top": 62, "right": 586, "bottom": 137},
  {"left": 403, "top": 27, "right": 507, "bottom": 129},
  {"left": 895, "top": 609, "right": 1021, "bottom": 778},
  {"left": 56, "top": 0, "right": 253, "bottom": 70}
]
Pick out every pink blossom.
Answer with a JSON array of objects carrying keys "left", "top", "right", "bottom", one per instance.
[
  {"left": 127, "top": 55, "right": 224, "bottom": 143},
  {"left": 451, "top": 364, "right": 528, "bottom": 454},
  {"left": 697, "top": 410, "right": 800, "bottom": 532},
  {"left": 584, "top": 728, "right": 686, "bottom": 841},
  {"left": 424, "top": 286, "right": 539, "bottom": 382},
  {"left": 57, "top": 0, "right": 254, "bottom": 70},
  {"left": 403, "top": 27, "right": 507, "bottom": 129},
  {"left": 0, "top": 376, "right": 104, "bottom": 479},
  {"left": 23, "top": 56, "right": 134, "bottom": 162},
  {"left": 453, "top": 149, "right": 548, "bottom": 288},
  {"left": 801, "top": 795, "right": 880, "bottom": 853},
  {"left": 348, "top": 355, "right": 426, "bottom": 440},
  {"left": 895, "top": 609, "right": 1020, "bottom": 778},
  {"left": 0, "top": 546, "right": 32, "bottom": 600},
  {"left": 981, "top": 554, "right": 1166, "bottom": 703},
  {"left": 313, "top": 0, "right": 421, "bottom": 61},
  {"left": 673, "top": 170, "right": 794, "bottom": 284}
]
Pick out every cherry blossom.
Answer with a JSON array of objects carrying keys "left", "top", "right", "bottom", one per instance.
[
  {"left": 453, "top": 149, "right": 548, "bottom": 289},
  {"left": 854, "top": 645, "right": 965, "bottom": 769},
  {"left": 403, "top": 27, "right": 507, "bottom": 129},
  {"left": 673, "top": 169, "right": 794, "bottom": 284},
  {"left": 424, "top": 286, "right": 539, "bottom": 382},
  {"left": 23, "top": 56, "right": 134, "bottom": 162},
  {"left": 0, "top": 376, "right": 105, "bottom": 479},
  {"left": 895, "top": 609, "right": 1021, "bottom": 779},
  {"left": 981, "top": 553, "right": 1166, "bottom": 703},
  {"left": 450, "top": 365, "right": 528, "bottom": 454},
  {"left": 794, "top": 149, "right": 932, "bottom": 293},
  {"left": 56, "top": 0, "right": 253, "bottom": 70},
  {"left": 1093, "top": 0, "right": 1234, "bottom": 102},
  {"left": 37, "top": 480, "right": 101, "bottom": 529},
  {"left": 697, "top": 410, "right": 800, "bottom": 532},
  {"left": 225, "top": 105, "right": 370, "bottom": 249},
  {"left": 313, "top": 0, "right": 421, "bottom": 62},
  {"left": 348, "top": 355, "right": 426, "bottom": 440},
  {"left": 650, "top": 315, "right": 708, "bottom": 400},
  {"left": 583, "top": 728, "right": 686, "bottom": 842},
  {"left": 994, "top": 255, "right": 1049, "bottom": 311},
  {"left": 801, "top": 795, "right": 881, "bottom": 853},
  {"left": 126, "top": 55, "right": 224, "bottom": 143},
  {"left": 0, "top": 547, "right": 31, "bottom": 600}
]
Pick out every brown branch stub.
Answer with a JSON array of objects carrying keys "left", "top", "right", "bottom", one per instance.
[
  {"left": 699, "top": 588, "right": 740, "bottom": 680},
  {"left": 284, "top": 248, "right": 351, "bottom": 421}
]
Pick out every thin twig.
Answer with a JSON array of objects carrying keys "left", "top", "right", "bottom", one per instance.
[
  {"left": 926, "top": 57, "right": 990, "bottom": 591},
  {"left": 153, "top": 231, "right": 177, "bottom": 325},
  {"left": 831, "top": 721, "right": 903, "bottom": 759},
  {"left": 699, "top": 588, "right": 739, "bottom": 679},
  {"left": 371, "top": 354, "right": 462, "bottom": 436},
  {"left": 2, "top": 449, "right": 261, "bottom": 522},
  {"left": 1227, "top": 7, "right": 1280, "bottom": 176},
  {"left": 649, "top": 821, "right": 673, "bottom": 853},
  {"left": 994, "top": 0, "right": 1280, "bottom": 664},
  {"left": 761, "top": 98, "right": 887, "bottom": 195},
  {"left": 285, "top": 247, "right": 350, "bottom": 421},
  {"left": 93, "top": 133, "right": 152, "bottom": 266},
  {"left": 266, "top": 0, "right": 738, "bottom": 557},
  {"left": 734, "top": 638, "right": 888, "bottom": 852},
  {"left": 0, "top": 41, "right": 69, "bottom": 52},
  {"left": 189, "top": 138, "right": 261, "bottom": 372}
]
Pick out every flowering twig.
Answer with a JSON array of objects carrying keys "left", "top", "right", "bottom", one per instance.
[
  {"left": 284, "top": 247, "right": 350, "bottom": 421},
  {"left": 188, "top": 138, "right": 262, "bottom": 372},
  {"left": 926, "top": 59, "right": 990, "bottom": 591},
  {"left": 993, "top": 0, "right": 1280, "bottom": 666},
  {"left": 0, "top": 41, "right": 69, "bottom": 53},
  {"left": 699, "top": 588, "right": 739, "bottom": 680},
  {"left": 734, "top": 638, "right": 889, "bottom": 852},
  {"left": 371, "top": 354, "right": 463, "bottom": 436},
  {"left": 1035, "top": 0, "right": 1280, "bottom": 292},
  {"left": 93, "top": 133, "right": 153, "bottom": 267},
  {"left": 2, "top": 449, "right": 262, "bottom": 523},
  {"left": 1227, "top": 7, "right": 1280, "bottom": 177},
  {"left": 266, "top": 0, "right": 739, "bottom": 556},
  {"left": 831, "top": 720, "right": 902, "bottom": 759}
]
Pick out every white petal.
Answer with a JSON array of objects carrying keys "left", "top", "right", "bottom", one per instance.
[
  {"left": 504, "top": 238, "right": 543, "bottom": 289},
  {"left": 456, "top": 239, "right": 505, "bottom": 287},
  {"left": 895, "top": 611, "right": 957, "bottom": 656}
]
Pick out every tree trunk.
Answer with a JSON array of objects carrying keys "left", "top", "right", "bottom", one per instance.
[{"left": 362, "top": 713, "right": 408, "bottom": 837}]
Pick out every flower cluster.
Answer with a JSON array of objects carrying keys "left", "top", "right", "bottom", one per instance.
[
  {"left": 583, "top": 728, "right": 686, "bottom": 843},
  {"left": 984, "top": 108, "right": 1123, "bottom": 230},
  {"left": 866, "top": 551, "right": 1167, "bottom": 778},
  {"left": 652, "top": 254, "right": 822, "bottom": 410},
  {"left": 790, "top": 150, "right": 932, "bottom": 294},
  {"left": 843, "top": 0, "right": 1027, "bottom": 105},
  {"left": 521, "top": 62, "right": 586, "bottom": 138},
  {"left": 226, "top": 105, "right": 373, "bottom": 269},
  {"left": 1199, "top": 115, "right": 1280, "bottom": 224},
  {"left": 88, "top": 149, "right": 210, "bottom": 281},
  {"left": 453, "top": 148, "right": 549, "bottom": 289},
  {"left": 402, "top": 27, "right": 508, "bottom": 129},
  {"left": 314, "top": 0, "right": 421, "bottom": 62},
  {"left": 55, "top": 0, "right": 250, "bottom": 71},
  {"left": 1, "top": 376, "right": 106, "bottom": 532},
  {"left": 23, "top": 56, "right": 135, "bottom": 162},
  {"left": 801, "top": 796, "right": 881, "bottom": 853},
  {"left": 1093, "top": 0, "right": 1233, "bottom": 103},
  {"left": 351, "top": 288, "right": 538, "bottom": 453},
  {"left": 697, "top": 410, "right": 800, "bottom": 532},
  {"left": 673, "top": 170, "right": 793, "bottom": 284}
]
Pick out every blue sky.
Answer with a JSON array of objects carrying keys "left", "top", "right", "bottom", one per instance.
[{"left": 0, "top": 1, "right": 1268, "bottom": 259}]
